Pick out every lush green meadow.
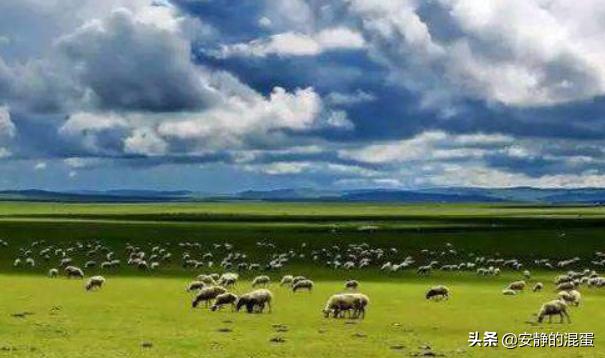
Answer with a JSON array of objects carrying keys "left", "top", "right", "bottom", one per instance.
[{"left": 1, "top": 202, "right": 605, "bottom": 357}]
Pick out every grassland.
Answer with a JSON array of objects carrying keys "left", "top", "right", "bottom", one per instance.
[{"left": 1, "top": 201, "right": 605, "bottom": 357}]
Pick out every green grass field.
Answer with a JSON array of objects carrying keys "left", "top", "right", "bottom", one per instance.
[{"left": 1, "top": 202, "right": 605, "bottom": 357}]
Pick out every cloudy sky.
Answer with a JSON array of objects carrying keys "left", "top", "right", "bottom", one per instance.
[{"left": 2, "top": 0, "right": 605, "bottom": 192}]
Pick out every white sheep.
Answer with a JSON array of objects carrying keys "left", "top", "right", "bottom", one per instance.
[
  {"left": 236, "top": 289, "right": 273, "bottom": 313},
  {"left": 292, "top": 279, "right": 314, "bottom": 293},
  {"left": 192, "top": 286, "right": 227, "bottom": 308},
  {"left": 186, "top": 281, "right": 205, "bottom": 292},
  {"left": 523, "top": 270, "right": 531, "bottom": 280},
  {"left": 48, "top": 268, "right": 58, "bottom": 278},
  {"left": 210, "top": 293, "right": 238, "bottom": 311},
  {"left": 218, "top": 273, "right": 239, "bottom": 288},
  {"left": 532, "top": 282, "right": 544, "bottom": 292},
  {"left": 425, "top": 285, "right": 449, "bottom": 300},
  {"left": 537, "top": 299, "right": 570, "bottom": 323},
  {"left": 252, "top": 275, "right": 271, "bottom": 288},
  {"left": 85, "top": 276, "right": 105, "bottom": 291},
  {"left": 558, "top": 290, "right": 581, "bottom": 307},
  {"left": 324, "top": 294, "right": 352, "bottom": 318},
  {"left": 556, "top": 281, "right": 576, "bottom": 291},
  {"left": 417, "top": 265, "right": 431, "bottom": 275},
  {"left": 348, "top": 293, "right": 370, "bottom": 319},
  {"left": 279, "top": 275, "right": 294, "bottom": 286},
  {"left": 196, "top": 274, "right": 217, "bottom": 285},
  {"left": 64, "top": 265, "right": 84, "bottom": 279},
  {"left": 506, "top": 280, "right": 526, "bottom": 291},
  {"left": 292, "top": 276, "right": 307, "bottom": 285},
  {"left": 345, "top": 280, "right": 359, "bottom": 290},
  {"left": 502, "top": 289, "right": 517, "bottom": 296},
  {"left": 323, "top": 293, "right": 369, "bottom": 319}
]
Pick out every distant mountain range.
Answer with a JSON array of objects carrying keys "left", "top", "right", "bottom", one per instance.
[{"left": 3, "top": 187, "right": 605, "bottom": 204}]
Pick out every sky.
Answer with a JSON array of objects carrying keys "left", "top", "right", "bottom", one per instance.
[{"left": 2, "top": 0, "right": 605, "bottom": 192}]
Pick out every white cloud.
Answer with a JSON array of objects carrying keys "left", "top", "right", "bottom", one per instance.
[
  {"left": 258, "top": 17, "right": 272, "bottom": 28},
  {"left": 59, "top": 84, "right": 348, "bottom": 156},
  {"left": 64, "top": 157, "right": 102, "bottom": 169},
  {"left": 0, "top": 147, "right": 10, "bottom": 158},
  {"left": 124, "top": 127, "right": 168, "bottom": 156},
  {"left": 345, "top": 0, "right": 605, "bottom": 106},
  {"left": 339, "top": 131, "right": 513, "bottom": 164},
  {"left": 34, "top": 162, "right": 47, "bottom": 170},
  {"left": 246, "top": 161, "right": 311, "bottom": 175},
  {"left": 0, "top": 106, "right": 15, "bottom": 158},
  {"left": 325, "top": 163, "right": 380, "bottom": 177},
  {"left": 245, "top": 160, "right": 380, "bottom": 177},
  {"left": 215, "top": 27, "right": 365, "bottom": 58},
  {"left": 424, "top": 163, "right": 605, "bottom": 189},
  {"left": 60, "top": 112, "right": 128, "bottom": 136},
  {"left": 157, "top": 86, "right": 340, "bottom": 150},
  {"left": 0, "top": 106, "right": 16, "bottom": 139},
  {"left": 324, "top": 111, "right": 354, "bottom": 130},
  {"left": 326, "top": 90, "right": 376, "bottom": 106}
]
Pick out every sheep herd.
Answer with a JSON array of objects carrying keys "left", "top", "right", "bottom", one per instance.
[
  {"left": 497, "top": 268, "right": 597, "bottom": 323},
  {"left": 4, "top": 236, "right": 605, "bottom": 323}
]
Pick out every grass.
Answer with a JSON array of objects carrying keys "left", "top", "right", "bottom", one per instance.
[
  {"left": 2, "top": 273, "right": 604, "bottom": 357},
  {"left": 1, "top": 202, "right": 605, "bottom": 357}
]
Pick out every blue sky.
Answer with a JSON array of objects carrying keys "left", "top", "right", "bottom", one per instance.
[{"left": 2, "top": 0, "right": 605, "bottom": 192}]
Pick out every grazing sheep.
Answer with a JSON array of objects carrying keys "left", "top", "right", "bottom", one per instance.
[
  {"left": 210, "top": 293, "right": 238, "bottom": 311},
  {"left": 349, "top": 293, "right": 370, "bottom": 319},
  {"left": 48, "top": 268, "right": 58, "bottom": 278},
  {"left": 192, "top": 286, "right": 228, "bottom": 308},
  {"left": 252, "top": 275, "right": 271, "bottom": 288},
  {"left": 292, "top": 276, "right": 307, "bottom": 285},
  {"left": 502, "top": 289, "right": 517, "bottom": 296},
  {"left": 554, "top": 274, "right": 571, "bottom": 284},
  {"left": 85, "top": 276, "right": 105, "bottom": 291},
  {"left": 558, "top": 290, "right": 581, "bottom": 307},
  {"left": 523, "top": 270, "right": 531, "bottom": 280},
  {"left": 345, "top": 280, "right": 359, "bottom": 290},
  {"left": 323, "top": 293, "right": 369, "bottom": 319},
  {"left": 537, "top": 299, "right": 571, "bottom": 323},
  {"left": 533, "top": 282, "right": 544, "bottom": 292},
  {"left": 417, "top": 265, "right": 431, "bottom": 275},
  {"left": 218, "top": 273, "right": 238, "bottom": 288},
  {"left": 323, "top": 294, "right": 354, "bottom": 318},
  {"left": 236, "top": 289, "right": 273, "bottom": 313},
  {"left": 506, "top": 280, "right": 526, "bottom": 291},
  {"left": 138, "top": 261, "right": 149, "bottom": 271},
  {"left": 64, "top": 266, "right": 84, "bottom": 279},
  {"left": 196, "top": 274, "right": 217, "bottom": 285},
  {"left": 292, "top": 279, "right": 314, "bottom": 293},
  {"left": 13, "top": 258, "right": 21, "bottom": 267},
  {"left": 279, "top": 275, "right": 294, "bottom": 286},
  {"left": 556, "top": 281, "right": 576, "bottom": 291},
  {"left": 186, "top": 281, "right": 205, "bottom": 292},
  {"left": 425, "top": 285, "right": 449, "bottom": 300}
]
